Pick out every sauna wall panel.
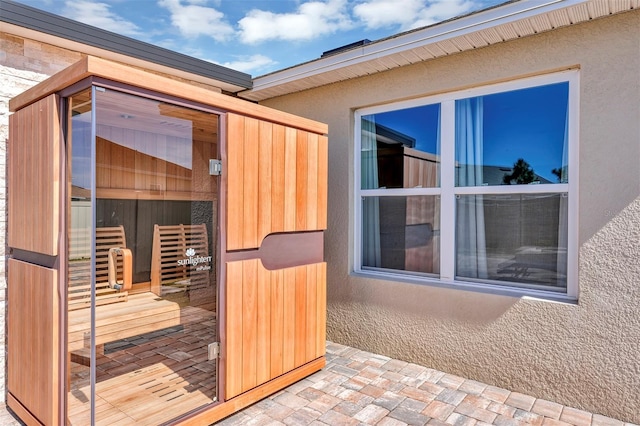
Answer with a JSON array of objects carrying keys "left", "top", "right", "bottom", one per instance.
[
  {"left": 225, "top": 260, "right": 326, "bottom": 399},
  {"left": 7, "top": 259, "right": 60, "bottom": 426},
  {"left": 226, "top": 114, "right": 328, "bottom": 251},
  {"left": 95, "top": 132, "right": 217, "bottom": 199},
  {"left": 8, "top": 94, "right": 60, "bottom": 255}
]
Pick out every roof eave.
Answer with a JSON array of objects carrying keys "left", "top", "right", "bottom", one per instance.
[{"left": 239, "top": 0, "right": 635, "bottom": 102}]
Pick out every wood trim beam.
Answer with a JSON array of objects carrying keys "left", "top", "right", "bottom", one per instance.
[
  {"left": 9, "top": 58, "right": 89, "bottom": 114},
  {"left": 7, "top": 394, "right": 43, "bottom": 426}
]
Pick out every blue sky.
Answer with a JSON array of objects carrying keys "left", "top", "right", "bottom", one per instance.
[{"left": 16, "top": 0, "right": 505, "bottom": 76}]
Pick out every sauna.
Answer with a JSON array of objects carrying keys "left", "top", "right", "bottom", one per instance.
[{"left": 7, "top": 56, "right": 327, "bottom": 425}]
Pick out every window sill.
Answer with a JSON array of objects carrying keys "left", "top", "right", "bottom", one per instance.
[{"left": 351, "top": 269, "right": 578, "bottom": 305}]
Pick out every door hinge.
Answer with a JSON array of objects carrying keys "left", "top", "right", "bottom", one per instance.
[
  {"left": 209, "top": 159, "right": 222, "bottom": 176},
  {"left": 208, "top": 342, "right": 220, "bottom": 360}
]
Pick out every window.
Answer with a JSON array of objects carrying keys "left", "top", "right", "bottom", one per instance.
[{"left": 355, "top": 71, "right": 578, "bottom": 299}]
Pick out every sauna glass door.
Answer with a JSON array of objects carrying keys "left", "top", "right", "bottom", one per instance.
[{"left": 67, "top": 86, "right": 219, "bottom": 425}]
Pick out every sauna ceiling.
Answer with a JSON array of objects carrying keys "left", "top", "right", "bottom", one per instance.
[{"left": 72, "top": 88, "right": 219, "bottom": 144}]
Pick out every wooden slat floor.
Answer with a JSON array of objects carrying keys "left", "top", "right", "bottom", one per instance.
[{"left": 68, "top": 306, "right": 217, "bottom": 426}]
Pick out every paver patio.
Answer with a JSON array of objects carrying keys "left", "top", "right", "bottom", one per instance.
[{"left": 1, "top": 341, "right": 636, "bottom": 425}]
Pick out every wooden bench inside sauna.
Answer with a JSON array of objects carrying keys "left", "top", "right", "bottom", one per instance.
[
  {"left": 68, "top": 226, "right": 131, "bottom": 310},
  {"left": 68, "top": 223, "right": 216, "bottom": 354},
  {"left": 67, "top": 226, "right": 184, "bottom": 356},
  {"left": 150, "top": 224, "right": 210, "bottom": 297}
]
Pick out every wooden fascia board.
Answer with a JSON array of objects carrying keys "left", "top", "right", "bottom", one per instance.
[
  {"left": 10, "top": 56, "right": 328, "bottom": 135},
  {"left": 9, "top": 57, "right": 90, "bottom": 113}
]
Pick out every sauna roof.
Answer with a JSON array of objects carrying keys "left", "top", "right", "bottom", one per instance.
[
  {"left": 9, "top": 55, "right": 327, "bottom": 136},
  {"left": 0, "top": 0, "right": 252, "bottom": 93}
]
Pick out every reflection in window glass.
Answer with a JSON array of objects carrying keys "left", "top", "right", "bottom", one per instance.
[
  {"left": 361, "top": 103, "right": 440, "bottom": 189},
  {"left": 455, "top": 193, "right": 568, "bottom": 291},
  {"left": 362, "top": 195, "right": 440, "bottom": 276},
  {"left": 455, "top": 82, "right": 569, "bottom": 187}
]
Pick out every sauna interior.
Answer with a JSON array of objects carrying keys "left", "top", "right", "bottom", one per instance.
[{"left": 7, "top": 57, "right": 328, "bottom": 426}]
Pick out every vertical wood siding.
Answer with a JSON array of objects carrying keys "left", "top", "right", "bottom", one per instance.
[
  {"left": 8, "top": 94, "right": 60, "bottom": 255},
  {"left": 95, "top": 132, "right": 217, "bottom": 196},
  {"left": 7, "top": 259, "right": 60, "bottom": 425},
  {"left": 225, "top": 261, "right": 326, "bottom": 399},
  {"left": 226, "top": 114, "right": 328, "bottom": 251}
]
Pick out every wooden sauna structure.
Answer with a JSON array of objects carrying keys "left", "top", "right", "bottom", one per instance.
[{"left": 7, "top": 56, "right": 328, "bottom": 426}]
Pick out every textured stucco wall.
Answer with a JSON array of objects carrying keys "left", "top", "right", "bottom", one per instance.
[{"left": 259, "top": 11, "right": 640, "bottom": 423}]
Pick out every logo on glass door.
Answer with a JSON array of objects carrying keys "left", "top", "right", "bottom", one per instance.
[{"left": 178, "top": 247, "right": 212, "bottom": 271}]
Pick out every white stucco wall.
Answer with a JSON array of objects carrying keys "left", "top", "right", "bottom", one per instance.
[{"left": 260, "top": 11, "right": 640, "bottom": 423}]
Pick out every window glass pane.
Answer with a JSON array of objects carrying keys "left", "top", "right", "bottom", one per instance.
[
  {"left": 361, "top": 104, "right": 440, "bottom": 189},
  {"left": 455, "top": 82, "right": 569, "bottom": 187},
  {"left": 96, "top": 90, "right": 219, "bottom": 424},
  {"left": 362, "top": 195, "right": 440, "bottom": 276},
  {"left": 455, "top": 193, "right": 568, "bottom": 291},
  {"left": 67, "top": 88, "right": 220, "bottom": 425}
]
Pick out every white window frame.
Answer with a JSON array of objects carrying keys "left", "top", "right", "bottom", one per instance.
[{"left": 354, "top": 70, "right": 579, "bottom": 301}]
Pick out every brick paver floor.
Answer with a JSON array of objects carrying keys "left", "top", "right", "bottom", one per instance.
[{"left": 1, "top": 341, "right": 636, "bottom": 425}]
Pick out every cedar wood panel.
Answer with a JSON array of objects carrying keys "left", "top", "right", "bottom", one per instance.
[
  {"left": 7, "top": 259, "right": 60, "bottom": 426},
  {"left": 225, "top": 260, "right": 326, "bottom": 399},
  {"left": 8, "top": 94, "right": 60, "bottom": 255},
  {"left": 225, "top": 113, "right": 328, "bottom": 399},
  {"left": 226, "top": 113, "right": 328, "bottom": 251},
  {"left": 96, "top": 132, "right": 217, "bottom": 200}
]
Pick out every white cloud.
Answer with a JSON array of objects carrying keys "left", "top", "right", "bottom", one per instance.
[
  {"left": 158, "top": 0, "right": 234, "bottom": 41},
  {"left": 238, "top": 0, "right": 353, "bottom": 44},
  {"left": 62, "top": 0, "right": 142, "bottom": 37},
  {"left": 412, "top": 0, "right": 477, "bottom": 29},
  {"left": 353, "top": 0, "right": 422, "bottom": 29},
  {"left": 219, "top": 55, "right": 278, "bottom": 74},
  {"left": 353, "top": 0, "right": 477, "bottom": 31}
]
